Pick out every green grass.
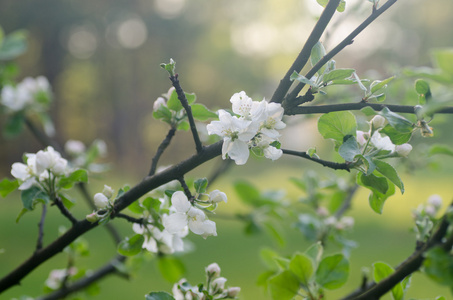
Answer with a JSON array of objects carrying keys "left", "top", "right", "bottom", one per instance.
[{"left": 0, "top": 166, "right": 452, "bottom": 299}]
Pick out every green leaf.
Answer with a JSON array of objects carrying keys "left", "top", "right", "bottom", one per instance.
[
  {"left": 290, "top": 71, "right": 317, "bottom": 87},
  {"left": 370, "top": 76, "right": 394, "bottom": 95},
  {"left": 374, "top": 160, "right": 404, "bottom": 194},
  {"left": 21, "top": 186, "right": 50, "bottom": 211},
  {"left": 379, "top": 108, "right": 413, "bottom": 133},
  {"left": 15, "top": 208, "right": 28, "bottom": 223},
  {"left": 177, "top": 121, "right": 189, "bottom": 131},
  {"left": 260, "top": 248, "right": 282, "bottom": 270},
  {"left": 423, "top": 246, "right": 453, "bottom": 286},
  {"left": 359, "top": 172, "right": 389, "bottom": 196},
  {"left": 117, "top": 234, "right": 144, "bottom": 256},
  {"left": 153, "top": 105, "right": 172, "bottom": 122},
  {"left": 268, "top": 270, "right": 300, "bottom": 300},
  {"left": 432, "top": 49, "right": 453, "bottom": 76},
  {"left": 191, "top": 103, "right": 218, "bottom": 121},
  {"left": 373, "top": 262, "right": 405, "bottom": 300},
  {"left": 263, "top": 221, "right": 286, "bottom": 247},
  {"left": 315, "top": 254, "right": 349, "bottom": 290},
  {"left": 194, "top": 178, "right": 208, "bottom": 194},
  {"left": 3, "top": 113, "right": 25, "bottom": 138},
  {"left": 185, "top": 92, "right": 196, "bottom": 105},
  {"left": 145, "top": 292, "right": 175, "bottom": 300},
  {"left": 310, "top": 41, "right": 327, "bottom": 75},
  {"left": 338, "top": 136, "right": 361, "bottom": 162},
  {"left": 429, "top": 144, "right": 453, "bottom": 157},
  {"left": 0, "top": 178, "right": 19, "bottom": 197},
  {"left": 289, "top": 253, "right": 314, "bottom": 287},
  {"left": 142, "top": 197, "right": 162, "bottom": 212},
  {"left": 318, "top": 111, "right": 357, "bottom": 144},
  {"left": 380, "top": 125, "right": 412, "bottom": 145},
  {"left": 356, "top": 154, "right": 376, "bottom": 176},
  {"left": 361, "top": 106, "right": 378, "bottom": 116},
  {"left": 415, "top": 79, "right": 430, "bottom": 96},
  {"left": 160, "top": 58, "right": 176, "bottom": 76},
  {"left": 357, "top": 173, "right": 395, "bottom": 214},
  {"left": 167, "top": 89, "right": 183, "bottom": 111},
  {"left": 128, "top": 200, "right": 144, "bottom": 214},
  {"left": 337, "top": 0, "right": 346, "bottom": 12},
  {"left": 233, "top": 180, "right": 268, "bottom": 207},
  {"left": 157, "top": 256, "right": 185, "bottom": 282},
  {"left": 0, "top": 30, "right": 28, "bottom": 61},
  {"left": 305, "top": 242, "right": 323, "bottom": 268},
  {"left": 316, "top": 0, "right": 328, "bottom": 7},
  {"left": 58, "top": 169, "right": 88, "bottom": 189},
  {"left": 322, "top": 69, "right": 355, "bottom": 83}
]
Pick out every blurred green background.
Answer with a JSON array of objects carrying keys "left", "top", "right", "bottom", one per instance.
[{"left": 1, "top": 0, "right": 453, "bottom": 299}]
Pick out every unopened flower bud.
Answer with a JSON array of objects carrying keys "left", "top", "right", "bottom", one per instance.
[
  {"left": 371, "top": 115, "right": 386, "bottom": 129},
  {"left": 211, "top": 277, "right": 227, "bottom": 292},
  {"left": 209, "top": 190, "right": 227, "bottom": 203},
  {"left": 414, "top": 105, "right": 424, "bottom": 120},
  {"left": 94, "top": 193, "right": 109, "bottom": 209},
  {"left": 316, "top": 206, "right": 329, "bottom": 217},
  {"left": 396, "top": 143, "right": 412, "bottom": 157},
  {"left": 424, "top": 205, "right": 437, "bottom": 217},
  {"left": 102, "top": 185, "right": 114, "bottom": 199},
  {"left": 153, "top": 97, "right": 166, "bottom": 111},
  {"left": 227, "top": 287, "right": 241, "bottom": 297},
  {"left": 206, "top": 263, "right": 221, "bottom": 277},
  {"left": 356, "top": 131, "right": 369, "bottom": 146},
  {"left": 86, "top": 212, "right": 98, "bottom": 223},
  {"left": 427, "top": 195, "right": 442, "bottom": 208}
]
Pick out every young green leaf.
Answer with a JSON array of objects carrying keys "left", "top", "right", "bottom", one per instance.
[
  {"left": 322, "top": 69, "right": 355, "bottom": 83},
  {"left": 145, "top": 292, "right": 175, "bottom": 300},
  {"left": 310, "top": 41, "right": 327, "bottom": 75},
  {"left": 194, "top": 178, "right": 208, "bottom": 194},
  {"left": 373, "top": 262, "right": 405, "bottom": 300},
  {"left": 21, "top": 186, "right": 50, "bottom": 211},
  {"left": 379, "top": 108, "right": 414, "bottom": 133},
  {"left": 58, "top": 169, "right": 88, "bottom": 189},
  {"left": 289, "top": 252, "right": 314, "bottom": 287},
  {"left": 318, "top": 111, "right": 357, "bottom": 144},
  {"left": 290, "top": 71, "right": 317, "bottom": 87},
  {"left": 315, "top": 254, "right": 349, "bottom": 290},
  {"left": 374, "top": 160, "right": 404, "bottom": 194},
  {"left": 380, "top": 125, "right": 412, "bottom": 145},
  {"left": 160, "top": 58, "right": 176, "bottom": 76},
  {"left": 117, "top": 234, "right": 144, "bottom": 256},
  {"left": 338, "top": 136, "right": 361, "bottom": 162},
  {"left": 0, "top": 30, "right": 28, "bottom": 61},
  {"left": 370, "top": 76, "right": 394, "bottom": 95},
  {"left": 191, "top": 103, "right": 218, "bottom": 121},
  {"left": 166, "top": 89, "right": 183, "bottom": 111},
  {"left": 0, "top": 178, "right": 19, "bottom": 197},
  {"left": 268, "top": 270, "right": 300, "bottom": 300},
  {"left": 157, "top": 256, "right": 186, "bottom": 282}
]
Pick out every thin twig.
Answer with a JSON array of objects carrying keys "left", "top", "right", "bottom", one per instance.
[
  {"left": 36, "top": 255, "right": 127, "bottom": 300},
  {"left": 282, "top": 149, "right": 350, "bottom": 171},
  {"left": 271, "top": 0, "right": 342, "bottom": 104},
  {"left": 178, "top": 176, "right": 193, "bottom": 202},
  {"left": 169, "top": 74, "right": 203, "bottom": 153},
  {"left": 334, "top": 184, "right": 359, "bottom": 219},
  {"left": 341, "top": 201, "right": 453, "bottom": 300},
  {"left": 149, "top": 127, "right": 177, "bottom": 176},
  {"left": 36, "top": 204, "right": 47, "bottom": 251},
  {"left": 285, "top": 102, "right": 453, "bottom": 115},
  {"left": 287, "top": 0, "right": 399, "bottom": 102},
  {"left": 114, "top": 213, "right": 147, "bottom": 225},
  {"left": 52, "top": 197, "right": 78, "bottom": 225}
]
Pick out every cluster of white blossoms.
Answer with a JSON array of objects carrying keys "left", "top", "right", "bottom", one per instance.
[
  {"left": 0, "top": 76, "right": 51, "bottom": 112},
  {"left": 357, "top": 115, "right": 412, "bottom": 157},
  {"left": 172, "top": 263, "right": 240, "bottom": 300},
  {"left": 132, "top": 220, "right": 188, "bottom": 255},
  {"left": 11, "top": 146, "right": 69, "bottom": 190},
  {"left": 207, "top": 91, "right": 286, "bottom": 165},
  {"left": 164, "top": 191, "right": 220, "bottom": 239}
]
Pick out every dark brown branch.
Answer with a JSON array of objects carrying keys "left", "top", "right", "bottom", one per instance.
[
  {"left": 0, "top": 141, "right": 223, "bottom": 293},
  {"left": 149, "top": 127, "right": 177, "bottom": 176},
  {"left": 282, "top": 149, "right": 350, "bottom": 171},
  {"left": 341, "top": 201, "right": 453, "bottom": 300},
  {"left": 36, "top": 255, "right": 127, "bottom": 300},
  {"left": 53, "top": 197, "right": 78, "bottom": 225},
  {"left": 169, "top": 74, "right": 203, "bottom": 153},
  {"left": 284, "top": 102, "right": 453, "bottom": 115},
  {"left": 36, "top": 204, "right": 47, "bottom": 251},
  {"left": 178, "top": 176, "right": 193, "bottom": 202},
  {"left": 270, "top": 0, "right": 342, "bottom": 104},
  {"left": 287, "top": 0, "right": 399, "bottom": 102}
]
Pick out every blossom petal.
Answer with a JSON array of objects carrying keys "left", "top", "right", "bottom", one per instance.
[
  {"left": 171, "top": 191, "right": 191, "bottom": 213},
  {"left": 227, "top": 140, "right": 250, "bottom": 165},
  {"left": 163, "top": 212, "right": 188, "bottom": 234}
]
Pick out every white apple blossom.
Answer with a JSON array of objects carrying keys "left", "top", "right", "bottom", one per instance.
[
  {"left": 396, "top": 143, "right": 412, "bottom": 157},
  {"left": 153, "top": 97, "right": 167, "bottom": 111},
  {"left": 230, "top": 91, "right": 254, "bottom": 118},
  {"left": 102, "top": 185, "right": 114, "bottom": 199},
  {"left": 35, "top": 146, "right": 68, "bottom": 176},
  {"left": 427, "top": 195, "right": 442, "bottom": 208},
  {"left": 207, "top": 110, "right": 258, "bottom": 165},
  {"left": 0, "top": 76, "right": 51, "bottom": 112},
  {"left": 133, "top": 221, "right": 187, "bottom": 254},
  {"left": 164, "top": 191, "right": 217, "bottom": 239},
  {"left": 209, "top": 190, "right": 227, "bottom": 203},
  {"left": 370, "top": 131, "right": 395, "bottom": 152},
  {"left": 205, "top": 263, "right": 221, "bottom": 277},
  {"left": 227, "top": 287, "right": 241, "bottom": 297},
  {"left": 356, "top": 130, "right": 369, "bottom": 146},
  {"left": 256, "top": 101, "right": 286, "bottom": 139}
]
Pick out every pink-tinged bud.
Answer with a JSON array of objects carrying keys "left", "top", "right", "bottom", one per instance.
[
  {"left": 396, "top": 143, "right": 412, "bottom": 157},
  {"left": 227, "top": 287, "right": 241, "bottom": 297},
  {"left": 205, "top": 263, "right": 221, "bottom": 277},
  {"left": 371, "top": 115, "right": 386, "bottom": 129},
  {"left": 94, "top": 193, "right": 109, "bottom": 209},
  {"left": 427, "top": 195, "right": 442, "bottom": 208},
  {"left": 86, "top": 212, "right": 98, "bottom": 223},
  {"left": 316, "top": 206, "right": 329, "bottom": 217},
  {"left": 356, "top": 131, "right": 369, "bottom": 146}
]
